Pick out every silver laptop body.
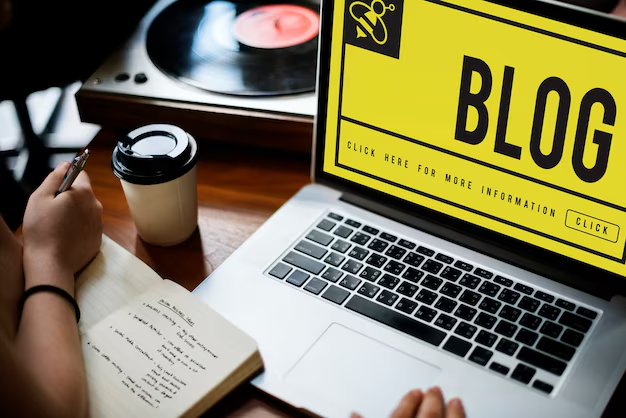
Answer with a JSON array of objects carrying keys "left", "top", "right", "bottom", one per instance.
[{"left": 194, "top": 0, "right": 626, "bottom": 416}]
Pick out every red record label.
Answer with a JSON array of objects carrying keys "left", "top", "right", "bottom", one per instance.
[{"left": 233, "top": 4, "right": 320, "bottom": 49}]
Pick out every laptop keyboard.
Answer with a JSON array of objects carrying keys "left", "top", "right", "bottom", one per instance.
[{"left": 266, "top": 211, "right": 600, "bottom": 395}]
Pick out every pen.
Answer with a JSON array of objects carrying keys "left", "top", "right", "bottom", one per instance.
[{"left": 56, "top": 149, "right": 91, "bottom": 196}]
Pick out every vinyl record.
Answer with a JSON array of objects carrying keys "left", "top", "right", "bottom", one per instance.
[{"left": 146, "top": 0, "right": 320, "bottom": 96}]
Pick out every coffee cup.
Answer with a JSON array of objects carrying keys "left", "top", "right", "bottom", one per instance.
[{"left": 112, "top": 124, "right": 199, "bottom": 246}]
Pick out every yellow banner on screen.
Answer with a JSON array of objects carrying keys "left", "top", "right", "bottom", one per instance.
[{"left": 323, "top": 0, "right": 626, "bottom": 276}]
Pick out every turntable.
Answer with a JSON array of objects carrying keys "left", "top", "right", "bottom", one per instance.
[{"left": 76, "top": 0, "right": 319, "bottom": 152}]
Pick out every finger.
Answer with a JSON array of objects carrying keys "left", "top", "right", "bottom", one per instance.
[
  {"left": 391, "top": 390, "right": 423, "bottom": 418},
  {"left": 446, "top": 398, "right": 465, "bottom": 418},
  {"left": 70, "top": 170, "right": 93, "bottom": 190},
  {"left": 34, "top": 161, "right": 71, "bottom": 196},
  {"left": 417, "top": 387, "right": 444, "bottom": 418},
  {"left": 350, "top": 413, "right": 364, "bottom": 418}
]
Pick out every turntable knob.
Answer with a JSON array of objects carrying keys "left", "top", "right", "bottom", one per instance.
[
  {"left": 134, "top": 73, "right": 148, "bottom": 84},
  {"left": 115, "top": 72, "right": 130, "bottom": 82}
]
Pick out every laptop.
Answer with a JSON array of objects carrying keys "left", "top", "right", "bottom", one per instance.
[{"left": 194, "top": 0, "right": 626, "bottom": 416}]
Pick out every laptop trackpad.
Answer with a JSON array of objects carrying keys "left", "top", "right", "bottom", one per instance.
[{"left": 286, "top": 323, "right": 441, "bottom": 417}]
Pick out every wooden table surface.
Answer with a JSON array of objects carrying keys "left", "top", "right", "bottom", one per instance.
[{"left": 87, "top": 129, "right": 625, "bottom": 418}]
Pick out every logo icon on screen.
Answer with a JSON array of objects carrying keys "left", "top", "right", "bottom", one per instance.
[{"left": 344, "top": 0, "right": 403, "bottom": 58}]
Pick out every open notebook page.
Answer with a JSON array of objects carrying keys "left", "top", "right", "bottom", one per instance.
[
  {"left": 76, "top": 235, "right": 162, "bottom": 333},
  {"left": 82, "top": 279, "right": 259, "bottom": 418}
]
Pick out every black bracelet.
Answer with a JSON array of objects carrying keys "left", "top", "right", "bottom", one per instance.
[{"left": 20, "top": 285, "right": 81, "bottom": 323}]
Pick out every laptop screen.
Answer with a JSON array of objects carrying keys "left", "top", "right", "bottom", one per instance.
[{"left": 319, "top": 0, "right": 626, "bottom": 278}]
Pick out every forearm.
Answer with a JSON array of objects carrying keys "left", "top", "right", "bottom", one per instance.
[{"left": 16, "top": 259, "right": 87, "bottom": 418}]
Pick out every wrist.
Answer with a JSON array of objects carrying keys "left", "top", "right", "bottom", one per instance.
[{"left": 23, "top": 250, "right": 75, "bottom": 296}]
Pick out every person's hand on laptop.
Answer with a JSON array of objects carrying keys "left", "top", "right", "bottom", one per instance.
[{"left": 351, "top": 386, "right": 465, "bottom": 418}]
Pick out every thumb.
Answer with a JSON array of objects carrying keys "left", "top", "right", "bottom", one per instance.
[{"left": 36, "top": 161, "right": 71, "bottom": 196}]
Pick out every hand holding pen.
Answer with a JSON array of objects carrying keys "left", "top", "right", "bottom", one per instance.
[{"left": 56, "top": 149, "right": 91, "bottom": 196}]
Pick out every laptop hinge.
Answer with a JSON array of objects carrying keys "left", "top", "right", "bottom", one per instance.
[{"left": 341, "top": 191, "right": 623, "bottom": 301}]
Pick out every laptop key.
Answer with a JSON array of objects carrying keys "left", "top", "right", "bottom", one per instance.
[
  {"left": 404, "top": 252, "right": 425, "bottom": 268},
  {"left": 455, "top": 322, "right": 478, "bottom": 339},
  {"left": 538, "top": 304, "right": 561, "bottom": 320},
  {"left": 479, "top": 297, "right": 502, "bottom": 314},
  {"left": 511, "top": 364, "right": 536, "bottom": 384},
  {"left": 435, "top": 314, "right": 457, "bottom": 330},
  {"left": 576, "top": 307, "right": 598, "bottom": 320},
  {"left": 402, "top": 267, "right": 425, "bottom": 283},
  {"left": 459, "top": 274, "right": 481, "bottom": 289},
  {"left": 443, "top": 336, "right": 472, "bottom": 357},
  {"left": 306, "top": 230, "right": 334, "bottom": 246},
  {"left": 517, "top": 346, "right": 567, "bottom": 376},
  {"left": 469, "top": 346, "right": 493, "bottom": 366},
  {"left": 368, "top": 238, "right": 389, "bottom": 252},
  {"left": 440, "top": 266, "right": 462, "bottom": 282},
  {"left": 351, "top": 232, "right": 371, "bottom": 246},
  {"left": 334, "top": 226, "right": 353, "bottom": 238},
  {"left": 304, "top": 278, "right": 328, "bottom": 295},
  {"left": 328, "top": 213, "right": 343, "bottom": 221},
  {"left": 454, "top": 260, "right": 473, "bottom": 271},
  {"left": 498, "top": 289, "right": 521, "bottom": 305},
  {"left": 362, "top": 225, "right": 379, "bottom": 235},
  {"left": 519, "top": 313, "right": 542, "bottom": 330},
  {"left": 475, "top": 312, "right": 497, "bottom": 329},
  {"left": 515, "top": 329, "right": 539, "bottom": 346},
  {"left": 378, "top": 274, "right": 400, "bottom": 290},
  {"left": 331, "top": 239, "right": 351, "bottom": 253},
  {"left": 348, "top": 246, "right": 369, "bottom": 261},
  {"left": 342, "top": 259, "right": 363, "bottom": 274},
  {"left": 295, "top": 240, "right": 328, "bottom": 259},
  {"left": 384, "top": 260, "right": 406, "bottom": 275},
  {"left": 397, "top": 281, "right": 419, "bottom": 297},
  {"left": 377, "top": 290, "right": 399, "bottom": 306},
  {"left": 518, "top": 296, "right": 540, "bottom": 313},
  {"left": 495, "top": 320, "right": 518, "bottom": 337},
  {"left": 478, "top": 282, "right": 501, "bottom": 297},
  {"left": 561, "top": 329, "right": 584, "bottom": 347},
  {"left": 416, "top": 289, "right": 438, "bottom": 305},
  {"left": 540, "top": 321, "right": 563, "bottom": 339},
  {"left": 475, "top": 330, "right": 498, "bottom": 347},
  {"left": 494, "top": 275, "right": 513, "bottom": 287},
  {"left": 286, "top": 270, "right": 310, "bottom": 287},
  {"left": 345, "top": 295, "right": 446, "bottom": 346},
  {"left": 317, "top": 219, "right": 336, "bottom": 231},
  {"left": 268, "top": 263, "right": 292, "bottom": 279},
  {"left": 489, "top": 362, "right": 510, "bottom": 375},
  {"left": 435, "top": 296, "right": 457, "bottom": 313},
  {"left": 322, "top": 267, "right": 343, "bottom": 283},
  {"left": 474, "top": 268, "right": 494, "bottom": 280},
  {"left": 422, "top": 259, "right": 444, "bottom": 274},
  {"left": 454, "top": 304, "right": 477, "bottom": 321},
  {"left": 556, "top": 299, "right": 576, "bottom": 311},
  {"left": 358, "top": 282, "right": 380, "bottom": 298},
  {"left": 496, "top": 338, "right": 519, "bottom": 356},
  {"left": 532, "top": 380, "right": 554, "bottom": 394},
  {"left": 380, "top": 232, "right": 398, "bottom": 242},
  {"left": 441, "top": 282, "right": 462, "bottom": 298},
  {"left": 386, "top": 245, "right": 407, "bottom": 260},
  {"left": 536, "top": 337, "right": 575, "bottom": 361},
  {"left": 283, "top": 252, "right": 325, "bottom": 275},
  {"left": 398, "top": 239, "right": 416, "bottom": 249},
  {"left": 322, "top": 285, "right": 350, "bottom": 305},
  {"left": 360, "top": 266, "right": 382, "bottom": 282},
  {"left": 396, "top": 298, "right": 418, "bottom": 315},
  {"left": 345, "top": 219, "right": 361, "bottom": 228},
  {"left": 499, "top": 305, "right": 522, "bottom": 322},
  {"left": 459, "top": 290, "right": 481, "bottom": 306},
  {"left": 535, "top": 291, "right": 555, "bottom": 303},
  {"left": 324, "top": 252, "right": 345, "bottom": 267},
  {"left": 514, "top": 283, "right": 534, "bottom": 295},
  {"left": 339, "top": 275, "right": 362, "bottom": 291},
  {"left": 435, "top": 253, "right": 454, "bottom": 264},
  {"left": 366, "top": 253, "right": 387, "bottom": 268},
  {"left": 416, "top": 246, "right": 435, "bottom": 257},
  {"left": 421, "top": 274, "right": 443, "bottom": 291},
  {"left": 415, "top": 306, "right": 437, "bottom": 322}
]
